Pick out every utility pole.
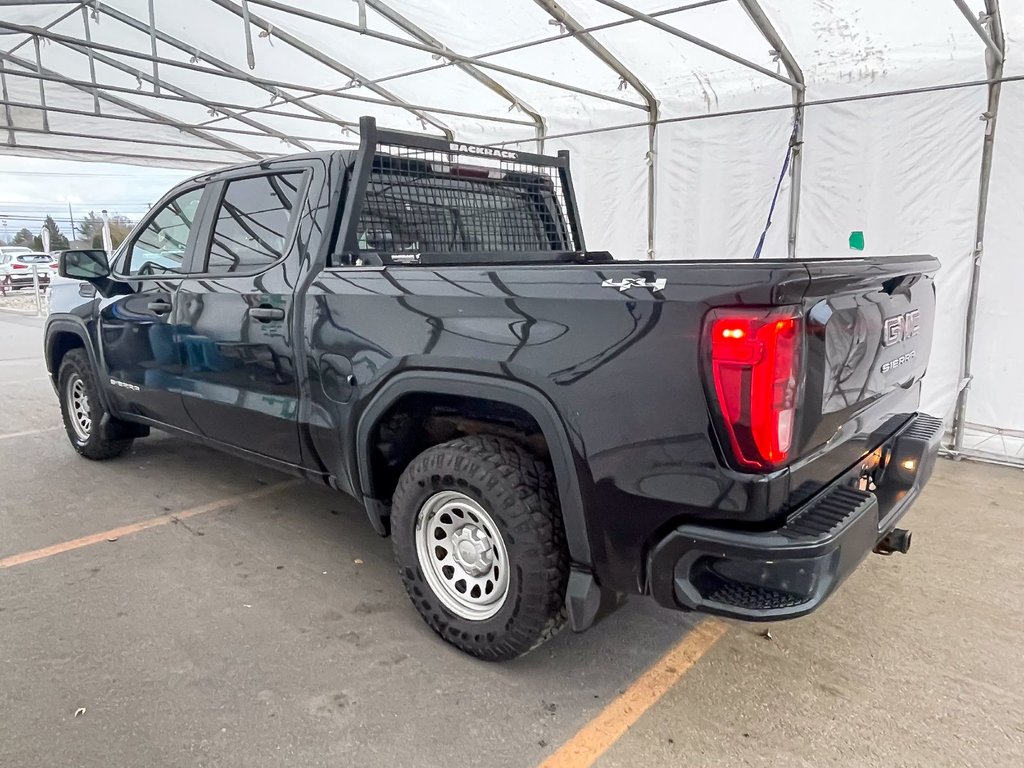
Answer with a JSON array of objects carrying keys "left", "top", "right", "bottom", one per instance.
[{"left": 68, "top": 202, "right": 76, "bottom": 242}]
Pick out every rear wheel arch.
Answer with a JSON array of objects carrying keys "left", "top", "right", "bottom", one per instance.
[{"left": 354, "top": 372, "right": 593, "bottom": 568}]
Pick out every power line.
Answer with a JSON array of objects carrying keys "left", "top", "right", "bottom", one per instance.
[{"left": 0, "top": 170, "right": 188, "bottom": 178}]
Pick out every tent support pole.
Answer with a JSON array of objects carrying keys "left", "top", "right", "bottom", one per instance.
[
  {"left": 532, "top": 0, "right": 659, "bottom": 259},
  {"left": 0, "top": 69, "right": 14, "bottom": 145},
  {"left": 80, "top": 5, "right": 100, "bottom": 113},
  {"left": 146, "top": 0, "right": 159, "bottom": 93},
  {"left": 240, "top": 0, "right": 256, "bottom": 70},
  {"left": 32, "top": 36, "right": 49, "bottom": 131},
  {"left": 736, "top": 0, "right": 805, "bottom": 259},
  {"left": 364, "top": 0, "right": 547, "bottom": 152},
  {"left": 953, "top": 0, "right": 1005, "bottom": 451}
]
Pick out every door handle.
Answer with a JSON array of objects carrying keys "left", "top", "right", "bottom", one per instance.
[
  {"left": 249, "top": 305, "right": 285, "bottom": 322},
  {"left": 147, "top": 300, "right": 172, "bottom": 315}
]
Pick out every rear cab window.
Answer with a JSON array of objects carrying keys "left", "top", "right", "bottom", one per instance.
[{"left": 202, "top": 172, "right": 304, "bottom": 274}]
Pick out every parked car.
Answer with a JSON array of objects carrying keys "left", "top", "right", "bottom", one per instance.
[
  {"left": 1, "top": 251, "right": 56, "bottom": 289},
  {"left": 45, "top": 117, "right": 942, "bottom": 660}
]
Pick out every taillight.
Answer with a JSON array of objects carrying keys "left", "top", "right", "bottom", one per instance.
[
  {"left": 12, "top": 263, "right": 26, "bottom": 269},
  {"left": 705, "top": 307, "right": 803, "bottom": 470}
]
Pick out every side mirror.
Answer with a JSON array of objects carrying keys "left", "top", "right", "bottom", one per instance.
[{"left": 59, "top": 249, "right": 110, "bottom": 280}]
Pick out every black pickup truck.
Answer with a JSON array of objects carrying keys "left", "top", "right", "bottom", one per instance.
[{"left": 46, "top": 118, "right": 942, "bottom": 660}]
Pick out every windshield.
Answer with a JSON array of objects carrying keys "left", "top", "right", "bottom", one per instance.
[{"left": 16, "top": 254, "right": 52, "bottom": 263}]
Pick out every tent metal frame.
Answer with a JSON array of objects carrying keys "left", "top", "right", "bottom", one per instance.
[
  {"left": 952, "top": 0, "right": 1005, "bottom": 457},
  {"left": 0, "top": 37, "right": 538, "bottom": 128},
  {"left": 91, "top": 2, "right": 361, "bottom": 133},
  {"left": 0, "top": 0, "right": 1015, "bottom": 465},
  {"left": 736, "top": 0, "right": 805, "bottom": 260},
  {"left": 533, "top": 0, "right": 659, "bottom": 259}
]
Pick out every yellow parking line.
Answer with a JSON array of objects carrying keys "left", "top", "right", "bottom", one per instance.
[
  {"left": 538, "top": 618, "right": 729, "bottom": 768},
  {"left": 0, "top": 480, "right": 299, "bottom": 569},
  {"left": 0, "top": 426, "right": 62, "bottom": 441}
]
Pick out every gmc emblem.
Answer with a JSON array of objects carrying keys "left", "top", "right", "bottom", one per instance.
[{"left": 882, "top": 309, "right": 921, "bottom": 347}]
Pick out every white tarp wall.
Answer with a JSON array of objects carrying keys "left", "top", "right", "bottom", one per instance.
[{"left": 0, "top": 0, "right": 1019, "bottom": 461}]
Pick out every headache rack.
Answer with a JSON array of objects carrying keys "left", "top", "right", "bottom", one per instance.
[{"left": 333, "top": 116, "right": 589, "bottom": 267}]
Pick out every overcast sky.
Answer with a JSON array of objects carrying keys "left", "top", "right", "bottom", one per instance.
[{"left": 0, "top": 156, "right": 192, "bottom": 244}]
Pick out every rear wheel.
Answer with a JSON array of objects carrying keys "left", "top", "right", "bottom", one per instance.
[
  {"left": 58, "top": 349, "right": 134, "bottom": 460},
  {"left": 391, "top": 435, "right": 569, "bottom": 661}
]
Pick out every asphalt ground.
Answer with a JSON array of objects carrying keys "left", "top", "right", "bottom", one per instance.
[{"left": 1, "top": 310, "right": 1022, "bottom": 767}]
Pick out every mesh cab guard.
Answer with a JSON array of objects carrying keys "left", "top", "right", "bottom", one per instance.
[{"left": 334, "top": 117, "right": 588, "bottom": 267}]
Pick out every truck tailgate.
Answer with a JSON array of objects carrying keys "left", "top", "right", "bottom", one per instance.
[{"left": 787, "top": 255, "right": 939, "bottom": 507}]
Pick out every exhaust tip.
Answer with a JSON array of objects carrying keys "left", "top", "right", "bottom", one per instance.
[{"left": 874, "top": 527, "right": 912, "bottom": 556}]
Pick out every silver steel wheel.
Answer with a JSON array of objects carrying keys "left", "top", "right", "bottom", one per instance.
[
  {"left": 415, "top": 490, "right": 510, "bottom": 621},
  {"left": 66, "top": 373, "right": 92, "bottom": 442}
]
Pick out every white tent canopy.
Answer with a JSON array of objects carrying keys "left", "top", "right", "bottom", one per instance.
[{"left": 1, "top": 1, "right": 1021, "bottom": 463}]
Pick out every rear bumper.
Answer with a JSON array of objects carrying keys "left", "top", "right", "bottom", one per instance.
[{"left": 647, "top": 413, "right": 943, "bottom": 621}]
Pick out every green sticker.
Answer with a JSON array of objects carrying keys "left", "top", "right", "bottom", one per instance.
[{"left": 849, "top": 231, "right": 865, "bottom": 251}]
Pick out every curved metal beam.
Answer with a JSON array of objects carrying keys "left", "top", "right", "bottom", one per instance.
[
  {"left": 0, "top": 50, "right": 260, "bottom": 160},
  {"left": 364, "top": 0, "right": 547, "bottom": 152},
  {"left": 737, "top": 0, "right": 805, "bottom": 259},
  {"left": 953, "top": 0, "right": 1005, "bottom": 452},
  {"left": 533, "top": 0, "right": 659, "bottom": 259},
  {"left": 204, "top": 0, "right": 454, "bottom": 140}
]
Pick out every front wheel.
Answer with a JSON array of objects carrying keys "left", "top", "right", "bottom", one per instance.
[
  {"left": 58, "top": 349, "right": 134, "bottom": 460},
  {"left": 391, "top": 436, "right": 569, "bottom": 661}
]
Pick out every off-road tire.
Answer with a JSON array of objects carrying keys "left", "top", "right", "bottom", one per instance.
[
  {"left": 391, "top": 435, "right": 569, "bottom": 661},
  {"left": 58, "top": 349, "right": 134, "bottom": 460}
]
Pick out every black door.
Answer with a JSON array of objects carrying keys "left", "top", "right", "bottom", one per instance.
[
  {"left": 100, "top": 184, "right": 209, "bottom": 428},
  {"left": 176, "top": 169, "right": 309, "bottom": 465}
]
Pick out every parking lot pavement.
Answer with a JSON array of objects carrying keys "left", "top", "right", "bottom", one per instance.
[
  {"left": 3, "top": 316, "right": 1023, "bottom": 767},
  {"left": 0, "top": 427, "right": 701, "bottom": 768},
  {"left": 597, "top": 458, "right": 1024, "bottom": 768}
]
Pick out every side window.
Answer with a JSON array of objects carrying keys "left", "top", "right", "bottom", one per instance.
[
  {"left": 204, "top": 173, "right": 303, "bottom": 274},
  {"left": 125, "top": 186, "right": 204, "bottom": 276}
]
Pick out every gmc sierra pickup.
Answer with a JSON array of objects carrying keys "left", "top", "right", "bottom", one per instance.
[{"left": 46, "top": 117, "right": 942, "bottom": 660}]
